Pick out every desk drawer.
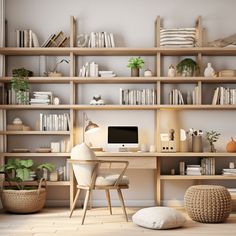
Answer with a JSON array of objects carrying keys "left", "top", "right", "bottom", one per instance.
[{"left": 98, "top": 157, "right": 156, "bottom": 169}]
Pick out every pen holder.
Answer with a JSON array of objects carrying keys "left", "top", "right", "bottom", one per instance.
[{"left": 192, "top": 136, "right": 203, "bottom": 152}]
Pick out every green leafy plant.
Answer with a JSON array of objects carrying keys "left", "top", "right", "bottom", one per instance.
[
  {"left": 0, "top": 159, "right": 54, "bottom": 190},
  {"left": 11, "top": 68, "right": 32, "bottom": 104},
  {"left": 176, "top": 58, "right": 199, "bottom": 76},
  {"left": 127, "top": 57, "right": 144, "bottom": 69},
  {"left": 206, "top": 130, "right": 221, "bottom": 152}
]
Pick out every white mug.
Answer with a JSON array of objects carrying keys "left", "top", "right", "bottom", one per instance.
[
  {"left": 149, "top": 145, "right": 156, "bottom": 153},
  {"left": 140, "top": 144, "right": 148, "bottom": 152}
]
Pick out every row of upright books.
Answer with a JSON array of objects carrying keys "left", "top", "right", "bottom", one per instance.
[
  {"left": 169, "top": 86, "right": 199, "bottom": 105},
  {"left": 119, "top": 89, "right": 156, "bottom": 105},
  {"left": 16, "top": 29, "right": 39, "bottom": 47},
  {"left": 88, "top": 32, "right": 115, "bottom": 48},
  {"left": 201, "top": 158, "right": 215, "bottom": 175},
  {"left": 212, "top": 87, "right": 236, "bottom": 105},
  {"left": 39, "top": 113, "right": 70, "bottom": 131}
]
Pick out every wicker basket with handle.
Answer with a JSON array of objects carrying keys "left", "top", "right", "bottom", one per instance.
[{"left": 0, "top": 178, "right": 47, "bottom": 213}]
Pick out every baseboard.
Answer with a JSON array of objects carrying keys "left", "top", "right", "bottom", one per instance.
[
  {"left": 161, "top": 200, "right": 184, "bottom": 207},
  {"left": 45, "top": 199, "right": 156, "bottom": 207}
]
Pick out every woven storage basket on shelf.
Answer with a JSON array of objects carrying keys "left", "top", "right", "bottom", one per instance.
[
  {"left": 184, "top": 185, "right": 232, "bottom": 223},
  {"left": 0, "top": 179, "right": 46, "bottom": 213}
]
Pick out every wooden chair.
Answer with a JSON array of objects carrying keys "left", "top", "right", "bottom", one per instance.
[{"left": 68, "top": 159, "right": 129, "bottom": 225}]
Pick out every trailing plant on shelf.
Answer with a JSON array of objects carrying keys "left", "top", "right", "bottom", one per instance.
[
  {"left": 0, "top": 158, "right": 54, "bottom": 190},
  {"left": 205, "top": 130, "right": 221, "bottom": 152},
  {"left": 127, "top": 56, "right": 144, "bottom": 77},
  {"left": 11, "top": 68, "right": 32, "bottom": 104},
  {"left": 176, "top": 58, "right": 199, "bottom": 77}
]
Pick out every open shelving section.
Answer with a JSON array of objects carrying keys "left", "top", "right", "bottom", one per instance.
[{"left": 1, "top": 15, "right": 236, "bottom": 207}]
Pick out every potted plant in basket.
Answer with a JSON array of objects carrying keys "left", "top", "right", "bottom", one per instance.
[
  {"left": 11, "top": 68, "right": 32, "bottom": 104},
  {"left": 176, "top": 58, "right": 199, "bottom": 77},
  {"left": 127, "top": 57, "right": 144, "bottom": 77},
  {"left": 0, "top": 159, "right": 54, "bottom": 213}
]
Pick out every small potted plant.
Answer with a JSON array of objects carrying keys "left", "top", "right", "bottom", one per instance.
[
  {"left": 0, "top": 159, "right": 54, "bottom": 213},
  {"left": 127, "top": 57, "right": 144, "bottom": 77},
  {"left": 176, "top": 58, "right": 199, "bottom": 77},
  {"left": 205, "top": 130, "right": 221, "bottom": 152},
  {"left": 11, "top": 68, "right": 32, "bottom": 104}
]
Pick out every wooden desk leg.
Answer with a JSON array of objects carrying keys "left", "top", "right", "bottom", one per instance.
[
  {"left": 155, "top": 157, "right": 161, "bottom": 206},
  {"left": 70, "top": 164, "right": 76, "bottom": 210}
]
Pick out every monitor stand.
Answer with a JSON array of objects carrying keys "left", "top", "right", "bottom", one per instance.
[{"left": 118, "top": 147, "right": 128, "bottom": 152}]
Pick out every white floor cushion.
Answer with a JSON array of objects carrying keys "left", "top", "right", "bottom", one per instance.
[
  {"left": 95, "top": 174, "right": 129, "bottom": 186},
  {"left": 132, "top": 207, "right": 186, "bottom": 229}
]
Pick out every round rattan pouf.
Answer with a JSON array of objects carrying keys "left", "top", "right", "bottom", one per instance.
[{"left": 184, "top": 185, "right": 232, "bottom": 223}]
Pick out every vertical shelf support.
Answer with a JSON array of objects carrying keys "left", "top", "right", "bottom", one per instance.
[
  {"left": 196, "top": 16, "right": 203, "bottom": 47},
  {"left": 155, "top": 156, "right": 161, "bottom": 205}
]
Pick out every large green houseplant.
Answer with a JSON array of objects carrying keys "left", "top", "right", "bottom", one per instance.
[
  {"left": 0, "top": 159, "right": 54, "bottom": 213},
  {"left": 11, "top": 68, "right": 32, "bottom": 104}
]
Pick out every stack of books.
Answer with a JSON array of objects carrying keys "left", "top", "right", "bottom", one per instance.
[
  {"left": 42, "top": 31, "right": 69, "bottom": 47},
  {"left": 186, "top": 165, "right": 202, "bottom": 175},
  {"left": 88, "top": 32, "right": 115, "bottom": 48},
  {"left": 30, "top": 92, "right": 53, "bottom": 105},
  {"left": 120, "top": 89, "right": 156, "bottom": 105},
  {"left": 79, "top": 62, "right": 99, "bottom": 77},
  {"left": 201, "top": 157, "right": 215, "bottom": 175},
  {"left": 99, "top": 71, "right": 116, "bottom": 77},
  {"left": 212, "top": 87, "right": 236, "bottom": 105},
  {"left": 222, "top": 168, "right": 236, "bottom": 176},
  {"left": 16, "top": 29, "right": 39, "bottom": 47},
  {"left": 39, "top": 113, "right": 70, "bottom": 131}
]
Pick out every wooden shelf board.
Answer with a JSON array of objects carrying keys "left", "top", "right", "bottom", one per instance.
[
  {"left": 159, "top": 77, "right": 236, "bottom": 84},
  {"left": 71, "top": 105, "right": 159, "bottom": 110},
  {"left": 1, "top": 47, "right": 236, "bottom": 56},
  {"left": 159, "top": 105, "right": 236, "bottom": 110},
  {"left": 0, "top": 152, "right": 70, "bottom": 157},
  {"left": 0, "top": 47, "right": 71, "bottom": 56},
  {"left": 160, "top": 175, "right": 236, "bottom": 180},
  {"left": 0, "top": 105, "right": 71, "bottom": 110},
  {"left": 157, "top": 152, "right": 236, "bottom": 157},
  {"left": 3, "top": 181, "right": 70, "bottom": 186},
  {"left": 0, "top": 131, "right": 70, "bottom": 135}
]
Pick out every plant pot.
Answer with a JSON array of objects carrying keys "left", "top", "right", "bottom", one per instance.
[
  {"left": 192, "top": 136, "right": 203, "bottom": 152},
  {"left": 131, "top": 68, "right": 139, "bottom": 77},
  {"left": 0, "top": 179, "right": 46, "bottom": 213}
]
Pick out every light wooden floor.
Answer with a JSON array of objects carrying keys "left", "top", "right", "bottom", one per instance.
[{"left": 0, "top": 207, "right": 236, "bottom": 236}]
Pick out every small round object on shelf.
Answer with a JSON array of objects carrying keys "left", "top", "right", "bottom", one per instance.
[
  {"left": 13, "top": 117, "right": 23, "bottom": 125},
  {"left": 144, "top": 69, "right": 152, "bottom": 77},
  {"left": 53, "top": 97, "right": 60, "bottom": 105}
]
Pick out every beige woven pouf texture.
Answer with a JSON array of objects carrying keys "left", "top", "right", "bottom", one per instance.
[{"left": 184, "top": 185, "right": 232, "bottom": 223}]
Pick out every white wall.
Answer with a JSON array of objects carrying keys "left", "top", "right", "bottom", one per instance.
[{"left": 5, "top": 0, "right": 236, "bottom": 206}]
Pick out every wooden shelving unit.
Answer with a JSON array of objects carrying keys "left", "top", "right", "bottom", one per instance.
[{"left": 1, "top": 15, "right": 236, "bottom": 206}]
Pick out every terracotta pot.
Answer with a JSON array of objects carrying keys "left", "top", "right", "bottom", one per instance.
[{"left": 131, "top": 68, "right": 139, "bottom": 77}]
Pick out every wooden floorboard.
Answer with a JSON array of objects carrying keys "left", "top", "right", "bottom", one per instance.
[{"left": 0, "top": 207, "right": 235, "bottom": 236}]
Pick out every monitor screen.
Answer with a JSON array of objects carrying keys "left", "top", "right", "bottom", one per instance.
[{"left": 108, "top": 126, "right": 138, "bottom": 144}]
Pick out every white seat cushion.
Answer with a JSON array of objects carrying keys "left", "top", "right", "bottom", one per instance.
[
  {"left": 71, "top": 143, "right": 96, "bottom": 186},
  {"left": 132, "top": 207, "right": 186, "bottom": 229},
  {"left": 95, "top": 174, "right": 129, "bottom": 186}
]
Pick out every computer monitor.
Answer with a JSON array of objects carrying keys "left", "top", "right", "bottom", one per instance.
[{"left": 108, "top": 126, "right": 139, "bottom": 151}]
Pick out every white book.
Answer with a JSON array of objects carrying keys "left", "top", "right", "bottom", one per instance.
[
  {"left": 90, "top": 32, "right": 96, "bottom": 48},
  {"left": 16, "top": 30, "right": 20, "bottom": 47},
  {"left": 66, "top": 113, "right": 70, "bottom": 131},
  {"left": 178, "top": 91, "right": 184, "bottom": 105},
  {"left": 192, "top": 90, "right": 195, "bottom": 105},
  {"left": 32, "top": 31, "right": 39, "bottom": 47},
  {"left": 110, "top": 33, "right": 115, "bottom": 47},
  {"left": 220, "top": 87, "right": 224, "bottom": 105},
  {"left": 212, "top": 87, "right": 219, "bottom": 105},
  {"left": 104, "top": 32, "right": 108, "bottom": 48},
  {"left": 39, "top": 113, "right": 43, "bottom": 131},
  {"left": 107, "top": 34, "right": 111, "bottom": 47},
  {"left": 195, "top": 86, "right": 199, "bottom": 105},
  {"left": 119, "top": 88, "right": 123, "bottom": 105},
  {"left": 101, "top": 32, "right": 105, "bottom": 47},
  {"left": 24, "top": 30, "right": 29, "bottom": 47}
]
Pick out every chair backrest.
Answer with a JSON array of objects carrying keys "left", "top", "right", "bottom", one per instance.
[{"left": 70, "top": 143, "right": 96, "bottom": 186}]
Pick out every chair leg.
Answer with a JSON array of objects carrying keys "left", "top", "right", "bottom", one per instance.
[
  {"left": 69, "top": 188, "right": 81, "bottom": 218},
  {"left": 81, "top": 189, "right": 91, "bottom": 225},
  {"left": 88, "top": 191, "right": 93, "bottom": 210},
  {"left": 117, "top": 188, "right": 128, "bottom": 222},
  {"left": 105, "top": 189, "right": 112, "bottom": 215}
]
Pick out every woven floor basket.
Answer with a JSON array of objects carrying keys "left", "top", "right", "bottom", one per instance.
[
  {"left": 184, "top": 185, "right": 232, "bottom": 223},
  {"left": 0, "top": 179, "right": 46, "bottom": 213}
]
